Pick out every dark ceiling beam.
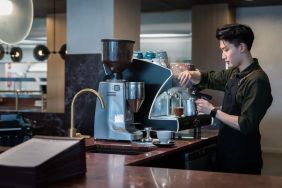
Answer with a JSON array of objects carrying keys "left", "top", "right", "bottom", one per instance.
[
  {"left": 141, "top": 0, "right": 282, "bottom": 12},
  {"left": 32, "top": 0, "right": 282, "bottom": 17},
  {"left": 33, "top": 0, "right": 66, "bottom": 18}
]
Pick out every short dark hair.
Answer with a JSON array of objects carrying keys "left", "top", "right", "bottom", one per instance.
[{"left": 216, "top": 23, "right": 254, "bottom": 51}]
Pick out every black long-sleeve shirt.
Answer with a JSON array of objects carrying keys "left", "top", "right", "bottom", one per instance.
[
  {"left": 198, "top": 59, "right": 273, "bottom": 136},
  {"left": 197, "top": 59, "right": 272, "bottom": 174}
]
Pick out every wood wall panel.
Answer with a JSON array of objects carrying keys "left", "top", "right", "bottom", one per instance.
[
  {"left": 114, "top": 0, "right": 141, "bottom": 50},
  {"left": 192, "top": 4, "right": 235, "bottom": 106},
  {"left": 46, "top": 14, "right": 66, "bottom": 112}
]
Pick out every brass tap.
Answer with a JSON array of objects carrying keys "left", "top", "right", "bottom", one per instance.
[{"left": 69, "top": 88, "right": 105, "bottom": 138}]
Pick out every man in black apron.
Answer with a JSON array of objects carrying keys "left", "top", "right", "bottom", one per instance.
[{"left": 178, "top": 24, "right": 273, "bottom": 175}]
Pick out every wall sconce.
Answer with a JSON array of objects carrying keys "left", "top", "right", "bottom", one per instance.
[
  {"left": 0, "top": 44, "right": 4, "bottom": 60},
  {"left": 0, "top": 44, "right": 23, "bottom": 62},
  {"left": 33, "top": 0, "right": 66, "bottom": 62},
  {"left": 59, "top": 44, "right": 67, "bottom": 60},
  {"left": 0, "top": 0, "right": 33, "bottom": 45},
  {"left": 33, "top": 43, "right": 67, "bottom": 61},
  {"left": 33, "top": 45, "right": 50, "bottom": 61},
  {"left": 10, "top": 47, "right": 23, "bottom": 62}
]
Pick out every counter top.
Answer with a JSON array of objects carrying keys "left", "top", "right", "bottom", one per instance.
[
  {"left": 85, "top": 128, "right": 218, "bottom": 166},
  {"left": 51, "top": 127, "right": 282, "bottom": 188},
  {"left": 53, "top": 153, "right": 282, "bottom": 188}
]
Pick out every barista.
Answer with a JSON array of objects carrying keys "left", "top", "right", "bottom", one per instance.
[{"left": 178, "top": 24, "right": 272, "bottom": 175}]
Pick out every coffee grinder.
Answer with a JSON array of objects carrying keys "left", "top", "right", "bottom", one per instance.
[{"left": 94, "top": 39, "right": 144, "bottom": 141}]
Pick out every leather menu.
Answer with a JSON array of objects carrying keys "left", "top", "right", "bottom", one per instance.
[{"left": 0, "top": 136, "right": 86, "bottom": 187}]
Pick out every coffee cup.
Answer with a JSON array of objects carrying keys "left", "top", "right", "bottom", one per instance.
[
  {"left": 173, "top": 107, "right": 184, "bottom": 117},
  {"left": 156, "top": 130, "right": 172, "bottom": 144}
]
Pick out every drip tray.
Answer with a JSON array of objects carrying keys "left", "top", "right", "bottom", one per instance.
[
  {"left": 86, "top": 141, "right": 156, "bottom": 155},
  {"left": 87, "top": 147, "right": 145, "bottom": 155}
]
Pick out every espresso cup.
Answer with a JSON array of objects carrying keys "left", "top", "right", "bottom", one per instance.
[
  {"left": 156, "top": 130, "right": 172, "bottom": 144},
  {"left": 173, "top": 107, "right": 184, "bottom": 117}
]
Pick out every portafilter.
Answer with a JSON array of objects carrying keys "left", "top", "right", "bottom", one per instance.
[{"left": 126, "top": 82, "right": 145, "bottom": 113}]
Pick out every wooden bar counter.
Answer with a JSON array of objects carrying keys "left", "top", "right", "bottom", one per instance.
[{"left": 51, "top": 128, "right": 282, "bottom": 188}]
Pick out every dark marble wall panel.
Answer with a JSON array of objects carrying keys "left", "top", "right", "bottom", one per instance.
[
  {"left": 0, "top": 112, "right": 67, "bottom": 137},
  {"left": 0, "top": 54, "right": 105, "bottom": 137},
  {"left": 21, "top": 112, "right": 67, "bottom": 136},
  {"left": 64, "top": 54, "right": 105, "bottom": 136}
]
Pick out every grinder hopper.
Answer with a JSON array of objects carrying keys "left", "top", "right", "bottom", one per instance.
[{"left": 101, "top": 39, "right": 135, "bottom": 78}]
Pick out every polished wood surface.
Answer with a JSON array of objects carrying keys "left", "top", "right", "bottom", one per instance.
[
  {"left": 85, "top": 129, "right": 217, "bottom": 166},
  {"left": 51, "top": 128, "right": 282, "bottom": 187},
  {"left": 53, "top": 153, "right": 282, "bottom": 188}
]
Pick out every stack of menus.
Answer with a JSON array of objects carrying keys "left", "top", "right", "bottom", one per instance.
[{"left": 0, "top": 136, "right": 86, "bottom": 187}]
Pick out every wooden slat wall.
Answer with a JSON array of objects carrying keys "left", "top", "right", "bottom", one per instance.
[
  {"left": 46, "top": 14, "right": 66, "bottom": 113},
  {"left": 114, "top": 0, "right": 141, "bottom": 50},
  {"left": 192, "top": 4, "right": 235, "bottom": 106}
]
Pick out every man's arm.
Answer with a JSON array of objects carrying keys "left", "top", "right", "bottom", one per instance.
[
  {"left": 238, "top": 78, "right": 272, "bottom": 135},
  {"left": 216, "top": 110, "right": 240, "bottom": 130},
  {"left": 195, "top": 99, "right": 240, "bottom": 131},
  {"left": 196, "top": 76, "right": 273, "bottom": 135},
  {"left": 178, "top": 69, "right": 234, "bottom": 91}
]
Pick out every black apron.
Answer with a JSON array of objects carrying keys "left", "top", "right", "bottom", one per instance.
[{"left": 217, "top": 70, "right": 262, "bottom": 175}]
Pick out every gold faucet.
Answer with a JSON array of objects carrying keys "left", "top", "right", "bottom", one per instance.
[{"left": 69, "top": 88, "right": 105, "bottom": 138}]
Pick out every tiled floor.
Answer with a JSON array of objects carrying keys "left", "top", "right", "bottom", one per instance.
[{"left": 262, "top": 152, "right": 282, "bottom": 176}]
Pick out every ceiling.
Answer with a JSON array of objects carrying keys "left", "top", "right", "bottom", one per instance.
[
  {"left": 33, "top": 0, "right": 282, "bottom": 17},
  {"left": 141, "top": 0, "right": 282, "bottom": 12},
  {"left": 13, "top": 0, "right": 282, "bottom": 49}
]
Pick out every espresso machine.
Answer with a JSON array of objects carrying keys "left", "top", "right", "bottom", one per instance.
[
  {"left": 147, "top": 63, "right": 212, "bottom": 136},
  {"left": 94, "top": 39, "right": 145, "bottom": 141},
  {"left": 94, "top": 39, "right": 212, "bottom": 141}
]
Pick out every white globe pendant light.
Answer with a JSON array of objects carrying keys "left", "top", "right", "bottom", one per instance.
[{"left": 0, "top": 0, "right": 33, "bottom": 45}]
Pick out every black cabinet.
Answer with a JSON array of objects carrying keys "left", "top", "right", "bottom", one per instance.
[{"left": 137, "top": 140, "right": 217, "bottom": 171}]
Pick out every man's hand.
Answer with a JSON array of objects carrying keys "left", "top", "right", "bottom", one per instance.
[
  {"left": 195, "top": 99, "right": 214, "bottom": 115},
  {"left": 178, "top": 70, "right": 201, "bottom": 87},
  {"left": 178, "top": 71, "right": 191, "bottom": 87}
]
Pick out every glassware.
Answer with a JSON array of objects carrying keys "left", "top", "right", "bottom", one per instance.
[
  {"left": 144, "top": 51, "right": 156, "bottom": 60},
  {"left": 133, "top": 51, "right": 143, "bottom": 59}
]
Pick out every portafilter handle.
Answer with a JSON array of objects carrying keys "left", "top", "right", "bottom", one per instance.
[{"left": 191, "top": 90, "right": 212, "bottom": 100}]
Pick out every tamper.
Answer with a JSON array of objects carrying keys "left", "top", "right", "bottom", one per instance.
[{"left": 144, "top": 127, "right": 153, "bottom": 142}]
